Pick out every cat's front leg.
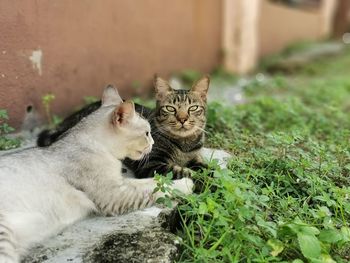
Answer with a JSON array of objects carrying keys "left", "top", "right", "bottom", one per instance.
[
  {"left": 186, "top": 156, "right": 209, "bottom": 172},
  {"left": 185, "top": 156, "right": 213, "bottom": 193},
  {"left": 172, "top": 165, "right": 192, "bottom": 179},
  {"left": 130, "top": 161, "right": 171, "bottom": 179},
  {"left": 94, "top": 177, "right": 193, "bottom": 216},
  {"left": 171, "top": 156, "right": 209, "bottom": 179}
]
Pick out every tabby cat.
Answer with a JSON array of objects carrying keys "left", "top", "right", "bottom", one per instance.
[
  {"left": 0, "top": 86, "right": 193, "bottom": 263},
  {"left": 37, "top": 76, "right": 210, "bottom": 179}
]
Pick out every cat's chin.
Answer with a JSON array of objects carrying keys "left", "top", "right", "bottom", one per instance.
[
  {"left": 169, "top": 127, "right": 201, "bottom": 138},
  {"left": 128, "top": 147, "right": 152, "bottom": 160},
  {"left": 127, "top": 153, "right": 143, "bottom": 160}
]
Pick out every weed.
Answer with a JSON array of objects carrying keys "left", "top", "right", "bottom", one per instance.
[
  {"left": 42, "top": 93, "right": 62, "bottom": 127},
  {"left": 0, "top": 109, "right": 21, "bottom": 150}
]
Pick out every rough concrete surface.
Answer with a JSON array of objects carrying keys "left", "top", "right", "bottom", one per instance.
[{"left": 23, "top": 207, "right": 177, "bottom": 263}]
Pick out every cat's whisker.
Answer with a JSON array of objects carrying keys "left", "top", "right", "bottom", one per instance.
[
  {"left": 139, "top": 153, "right": 149, "bottom": 167},
  {"left": 194, "top": 125, "right": 209, "bottom": 134},
  {"left": 143, "top": 154, "right": 150, "bottom": 168}
]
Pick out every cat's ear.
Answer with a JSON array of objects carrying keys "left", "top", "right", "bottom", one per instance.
[
  {"left": 154, "top": 75, "right": 172, "bottom": 101},
  {"left": 102, "top": 85, "right": 123, "bottom": 107},
  {"left": 112, "top": 101, "right": 135, "bottom": 126},
  {"left": 191, "top": 75, "right": 210, "bottom": 102}
]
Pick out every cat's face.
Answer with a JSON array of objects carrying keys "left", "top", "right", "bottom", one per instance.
[
  {"left": 115, "top": 107, "right": 154, "bottom": 160},
  {"left": 154, "top": 76, "right": 209, "bottom": 138},
  {"left": 102, "top": 86, "right": 154, "bottom": 160}
]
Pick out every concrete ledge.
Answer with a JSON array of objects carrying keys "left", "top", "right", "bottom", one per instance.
[{"left": 23, "top": 207, "right": 180, "bottom": 263}]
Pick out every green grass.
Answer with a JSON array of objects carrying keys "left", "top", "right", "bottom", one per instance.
[
  {"left": 176, "top": 48, "right": 350, "bottom": 262},
  {"left": 258, "top": 40, "right": 340, "bottom": 73}
]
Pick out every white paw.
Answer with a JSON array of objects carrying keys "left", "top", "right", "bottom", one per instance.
[{"left": 172, "top": 177, "right": 194, "bottom": 195}]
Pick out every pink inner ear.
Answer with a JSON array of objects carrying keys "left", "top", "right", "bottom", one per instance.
[
  {"left": 112, "top": 109, "right": 122, "bottom": 126},
  {"left": 112, "top": 101, "right": 135, "bottom": 126}
]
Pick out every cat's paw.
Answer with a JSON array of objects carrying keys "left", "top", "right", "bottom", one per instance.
[
  {"left": 172, "top": 177, "right": 194, "bottom": 195},
  {"left": 172, "top": 165, "right": 192, "bottom": 179},
  {"left": 189, "top": 161, "right": 209, "bottom": 171}
]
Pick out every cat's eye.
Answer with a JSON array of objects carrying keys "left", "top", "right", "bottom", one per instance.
[
  {"left": 188, "top": 105, "right": 199, "bottom": 112},
  {"left": 145, "top": 131, "right": 150, "bottom": 137},
  {"left": 165, "top": 106, "right": 176, "bottom": 112}
]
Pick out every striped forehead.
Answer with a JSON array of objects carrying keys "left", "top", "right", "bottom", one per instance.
[{"left": 167, "top": 90, "right": 196, "bottom": 104}]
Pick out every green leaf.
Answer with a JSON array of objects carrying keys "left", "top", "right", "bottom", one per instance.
[
  {"left": 344, "top": 164, "right": 350, "bottom": 171},
  {"left": 198, "top": 202, "right": 207, "bottom": 215},
  {"left": 164, "top": 198, "right": 173, "bottom": 208},
  {"left": 297, "top": 233, "right": 321, "bottom": 259},
  {"left": 42, "top": 93, "right": 55, "bottom": 106},
  {"left": 285, "top": 218, "right": 319, "bottom": 236},
  {"left": 292, "top": 260, "right": 304, "bottom": 263},
  {"left": 206, "top": 198, "right": 216, "bottom": 213},
  {"left": 0, "top": 123, "right": 14, "bottom": 133},
  {"left": 52, "top": 115, "right": 63, "bottom": 126},
  {"left": 156, "top": 197, "right": 165, "bottom": 205},
  {"left": 0, "top": 109, "right": 8, "bottom": 119},
  {"left": 256, "top": 217, "right": 277, "bottom": 237},
  {"left": 319, "top": 229, "right": 342, "bottom": 244},
  {"left": 319, "top": 254, "right": 336, "bottom": 263},
  {"left": 300, "top": 226, "right": 320, "bottom": 236},
  {"left": 267, "top": 239, "right": 284, "bottom": 257},
  {"left": 341, "top": 226, "right": 350, "bottom": 242}
]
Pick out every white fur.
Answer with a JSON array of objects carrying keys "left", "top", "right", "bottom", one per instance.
[{"left": 0, "top": 87, "right": 193, "bottom": 262}]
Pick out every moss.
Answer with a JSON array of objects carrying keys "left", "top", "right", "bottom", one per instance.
[{"left": 83, "top": 227, "right": 180, "bottom": 263}]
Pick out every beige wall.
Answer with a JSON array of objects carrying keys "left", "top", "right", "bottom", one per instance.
[
  {"left": 0, "top": 0, "right": 222, "bottom": 128},
  {"left": 259, "top": 0, "right": 336, "bottom": 57}
]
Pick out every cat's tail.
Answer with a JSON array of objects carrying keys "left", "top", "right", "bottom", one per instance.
[
  {"left": 37, "top": 129, "right": 59, "bottom": 147},
  {"left": 0, "top": 217, "right": 19, "bottom": 263}
]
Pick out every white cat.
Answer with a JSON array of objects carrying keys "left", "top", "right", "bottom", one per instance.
[{"left": 0, "top": 86, "right": 193, "bottom": 263}]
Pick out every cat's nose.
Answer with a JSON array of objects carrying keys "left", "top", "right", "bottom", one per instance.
[
  {"left": 177, "top": 112, "right": 188, "bottom": 124},
  {"left": 178, "top": 117, "right": 188, "bottom": 124}
]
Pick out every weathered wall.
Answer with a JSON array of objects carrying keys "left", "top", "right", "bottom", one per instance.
[
  {"left": 0, "top": 0, "right": 222, "bottom": 128},
  {"left": 259, "top": 0, "right": 336, "bottom": 57}
]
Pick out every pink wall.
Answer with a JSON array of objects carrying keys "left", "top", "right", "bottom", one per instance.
[{"left": 0, "top": 0, "right": 222, "bottom": 128}]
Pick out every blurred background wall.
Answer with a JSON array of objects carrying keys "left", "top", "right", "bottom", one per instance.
[
  {"left": 0, "top": 0, "right": 348, "bottom": 128},
  {"left": 0, "top": 0, "right": 222, "bottom": 127},
  {"left": 259, "top": 0, "right": 336, "bottom": 56}
]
